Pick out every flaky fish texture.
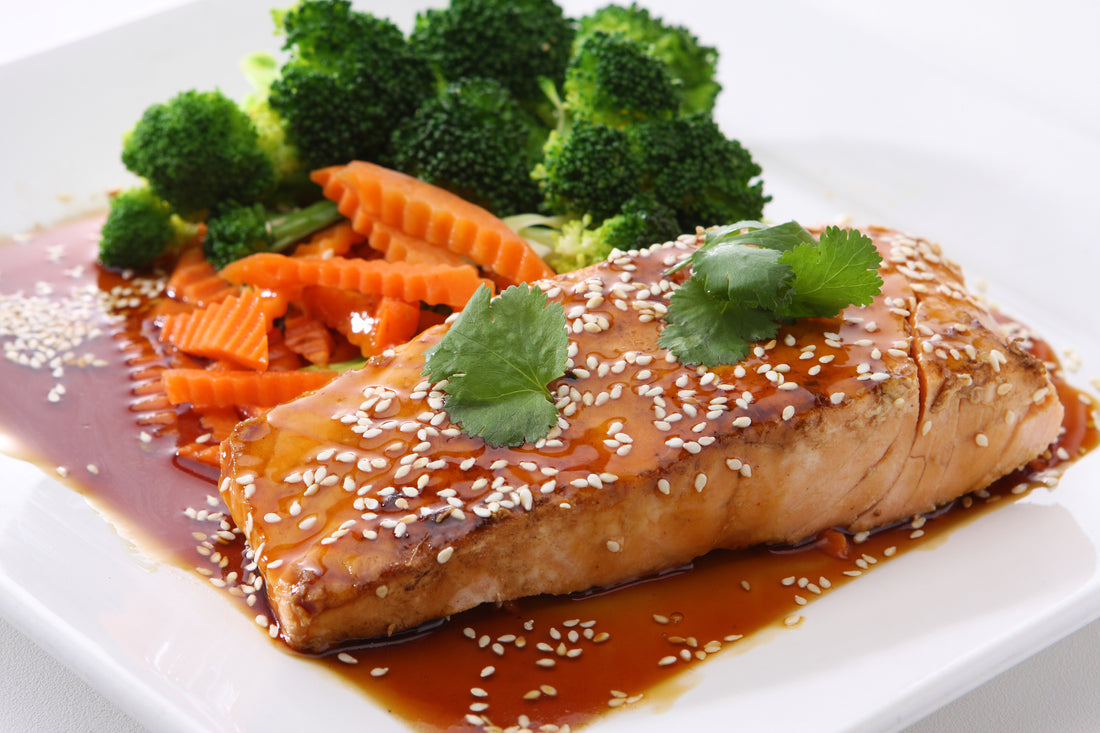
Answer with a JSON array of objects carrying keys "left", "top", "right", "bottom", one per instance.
[{"left": 220, "top": 227, "right": 1063, "bottom": 652}]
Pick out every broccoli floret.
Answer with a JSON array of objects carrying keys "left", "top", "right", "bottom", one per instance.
[
  {"left": 390, "top": 78, "right": 543, "bottom": 217},
  {"left": 533, "top": 119, "right": 641, "bottom": 222},
  {"left": 268, "top": 0, "right": 436, "bottom": 169},
  {"left": 599, "top": 193, "right": 681, "bottom": 250},
  {"left": 202, "top": 198, "right": 342, "bottom": 271},
  {"left": 563, "top": 30, "right": 681, "bottom": 127},
  {"left": 409, "top": 0, "right": 575, "bottom": 125},
  {"left": 544, "top": 193, "right": 681, "bottom": 272},
  {"left": 273, "top": 0, "right": 387, "bottom": 59},
  {"left": 121, "top": 89, "right": 278, "bottom": 219},
  {"left": 577, "top": 3, "right": 720, "bottom": 116},
  {"left": 98, "top": 187, "right": 199, "bottom": 271},
  {"left": 240, "top": 52, "right": 304, "bottom": 186},
  {"left": 629, "top": 114, "right": 769, "bottom": 231}
]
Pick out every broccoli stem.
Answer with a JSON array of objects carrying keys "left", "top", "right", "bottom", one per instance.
[{"left": 268, "top": 199, "right": 342, "bottom": 252}]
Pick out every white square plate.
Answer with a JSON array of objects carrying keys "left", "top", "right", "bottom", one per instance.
[{"left": 2, "top": 1, "right": 1099, "bottom": 731}]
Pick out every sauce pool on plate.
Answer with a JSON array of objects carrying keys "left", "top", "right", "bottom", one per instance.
[{"left": 0, "top": 215, "right": 1095, "bottom": 732}]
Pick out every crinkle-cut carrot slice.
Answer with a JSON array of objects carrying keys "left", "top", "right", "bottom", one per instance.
[
  {"left": 299, "top": 285, "right": 375, "bottom": 354},
  {"left": 367, "top": 221, "right": 469, "bottom": 268},
  {"left": 219, "top": 252, "right": 491, "bottom": 310},
  {"left": 299, "top": 287, "right": 421, "bottom": 358},
  {"left": 176, "top": 442, "right": 222, "bottom": 468},
  {"left": 266, "top": 326, "right": 306, "bottom": 371},
  {"left": 175, "top": 405, "right": 243, "bottom": 467},
  {"left": 149, "top": 298, "right": 196, "bottom": 322},
  {"left": 370, "top": 297, "right": 420, "bottom": 353},
  {"left": 130, "top": 393, "right": 175, "bottom": 415},
  {"left": 161, "top": 368, "right": 338, "bottom": 409},
  {"left": 283, "top": 311, "right": 335, "bottom": 367},
  {"left": 165, "top": 245, "right": 236, "bottom": 306},
  {"left": 292, "top": 220, "right": 367, "bottom": 259},
  {"left": 159, "top": 288, "right": 269, "bottom": 371},
  {"left": 181, "top": 272, "right": 237, "bottom": 307},
  {"left": 197, "top": 405, "right": 243, "bottom": 441},
  {"left": 312, "top": 161, "right": 555, "bottom": 286},
  {"left": 258, "top": 289, "right": 290, "bottom": 327}
]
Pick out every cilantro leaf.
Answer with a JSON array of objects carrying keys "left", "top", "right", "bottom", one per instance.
[
  {"left": 661, "top": 222, "right": 883, "bottom": 366},
  {"left": 422, "top": 284, "right": 568, "bottom": 447},
  {"left": 690, "top": 242, "right": 792, "bottom": 310},
  {"left": 658, "top": 277, "right": 780, "bottom": 367},
  {"left": 704, "top": 220, "right": 817, "bottom": 253},
  {"left": 665, "top": 220, "right": 814, "bottom": 275},
  {"left": 777, "top": 226, "right": 884, "bottom": 319}
]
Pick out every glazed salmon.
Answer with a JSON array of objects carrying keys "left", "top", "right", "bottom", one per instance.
[{"left": 219, "top": 226, "right": 1063, "bottom": 652}]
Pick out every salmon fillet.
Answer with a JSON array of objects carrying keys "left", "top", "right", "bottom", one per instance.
[{"left": 219, "top": 226, "right": 1063, "bottom": 652}]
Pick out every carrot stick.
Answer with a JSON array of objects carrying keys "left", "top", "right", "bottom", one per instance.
[
  {"left": 165, "top": 246, "right": 236, "bottom": 306},
  {"left": 197, "top": 406, "right": 244, "bottom": 440},
  {"left": 371, "top": 297, "right": 421, "bottom": 352},
  {"left": 292, "top": 220, "right": 367, "bottom": 259},
  {"left": 162, "top": 368, "right": 338, "bottom": 408},
  {"left": 297, "top": 286, "right": 421, "bottom": 358},
  {"left": 266, "top": 326, "right": 306, "bottom": 371},
  {"left": 159, "top": 288, "right": 269, "bottom": 371},
  {"left": 312, "top": 161, "right": 555, "bottom": 286},
  {"left": 299, "top": 285, "right": 377, "bottom": 354},
  {"left": 218, "top": 252, "right": 491, "bottom": 309},
  {"left": 175, "top": 404, "right": 244, "bottom": 467},
  {"left": 177, "top": 442, "right": 222, "bottom": 468},
  {"left": 283, "top": 311, "right": 336, "bottom": 366},
  {"left": 258, "top": 289, "right": 290, "bottom": 326}
]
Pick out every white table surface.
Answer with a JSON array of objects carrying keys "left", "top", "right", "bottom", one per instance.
[{"left": 2, "top": 2, "right": 1099, "bottom": 731}]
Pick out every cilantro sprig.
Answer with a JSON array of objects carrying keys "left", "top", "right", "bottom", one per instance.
[
  {"left": 422, "top": 284, "right": 568, "bottom": 447},
  {"left": 659, "top": 221, "right": 883, "bottom": 366}
]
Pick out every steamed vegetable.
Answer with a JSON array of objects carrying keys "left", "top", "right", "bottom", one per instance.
[
  {"left": 104, "top": 0, "right": 770, "bottom": 293},
  {"left": 312, "top": 161, "right": 555, "bottom": 286},
  {"left": 409, "top": 0, "right": 575, "bottom": 125},
  {"left": 202, "top": 199, "right": 343, "bottom": 271},
  {"left": 390, "top": 77, "right": 543, "bottom": 217},
  {"left": 267, "top": 0, "right": 436, "bottom": 169},
  {"left": 576, "top": 2, "right": 721, "bottom": 115},
  {"left": 563, "top": 30, "right": 681, "bottom": 127},
  {"left": 121, "top": 90, "right": 286, "bottom": 219},
  {"left": 98, "top": 187, "right": 199, "bottom": 271}
]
